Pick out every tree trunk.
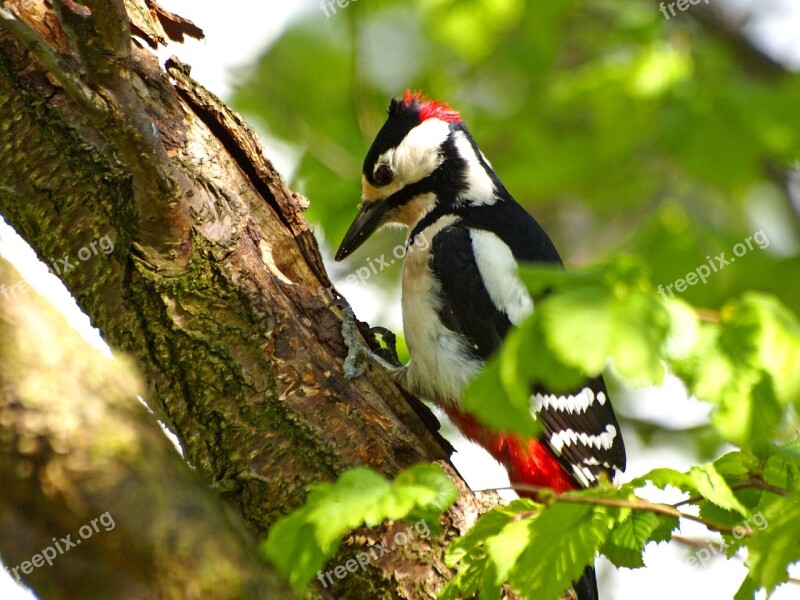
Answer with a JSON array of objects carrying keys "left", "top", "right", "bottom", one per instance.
[{"left": 0, "top": 1, "right": 503, "bottom": 598}]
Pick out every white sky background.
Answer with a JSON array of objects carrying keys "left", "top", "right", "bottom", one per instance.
[{"left": 1, "top": 1, "right": 799, "bottom": 598}]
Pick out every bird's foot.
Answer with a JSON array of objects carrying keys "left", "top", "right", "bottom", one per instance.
[{"left": 339, "top": 305, "right": 403, "bottom": 391}]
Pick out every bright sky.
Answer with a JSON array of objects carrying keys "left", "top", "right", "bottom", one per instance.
[{"left": 1, "top": 1, "right": 798, "bottom": 598}]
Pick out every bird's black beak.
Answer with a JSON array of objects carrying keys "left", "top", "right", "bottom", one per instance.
[{"left": 335, "top": 201, "right": 391, "bottom": 261}]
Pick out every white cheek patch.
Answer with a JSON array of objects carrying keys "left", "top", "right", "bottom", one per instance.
[
  {"left": 453, "top": 131, "right": 496, "bottom": 205},
  {"left": 391, "top": 118, "right": 451, "bottom": 185},
  {"left": 470, "top": 229, "right": 533, "bottom": 325}
]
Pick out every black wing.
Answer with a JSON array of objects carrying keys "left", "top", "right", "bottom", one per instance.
[{"left": 430, "top": 217, "right": 626, "bottom": 487}]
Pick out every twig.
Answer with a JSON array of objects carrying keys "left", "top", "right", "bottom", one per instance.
[
  {"left": 487, "top": 484, "right": 751, "bottom": 536},
  {"left": 673, "top": 478, "right": 788, "bottom": 508},
  {"left": 0, "top": 2, "right": 107, "bottom": 117},
  {"left": 694, "top": 307, "right": 720, "bottom": 323}
]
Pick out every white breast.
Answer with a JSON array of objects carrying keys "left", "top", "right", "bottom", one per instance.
[{"left": 401, "top": 216, "right": 482, "bottom": 404}]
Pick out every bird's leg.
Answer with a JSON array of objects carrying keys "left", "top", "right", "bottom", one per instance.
[{"left": 339, "top": 304, "right": 404, "bottom": 389}]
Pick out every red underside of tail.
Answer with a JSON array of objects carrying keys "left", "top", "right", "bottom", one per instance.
[{"left": 442, "top": 406, "right": 578, "bottom": 496}]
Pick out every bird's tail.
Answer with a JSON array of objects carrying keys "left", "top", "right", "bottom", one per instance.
[{"left": 573, "top": 564, "right": 599, "bottom": 600}]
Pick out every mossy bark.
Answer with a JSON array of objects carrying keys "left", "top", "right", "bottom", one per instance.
[{"left": 0, "top": 256, "right": 294, "bottom": 599}]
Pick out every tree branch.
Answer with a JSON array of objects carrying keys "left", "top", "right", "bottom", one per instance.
[
  {"left": 0, "top": 256, "right": 295, "bottom": 599},
  {"left": 47, "top": 0, "right": 192, "bottom": 268},
  {"left": 499, "top": 484, "right": 754, "bottom": 537},
  {"left": 0, "top": 2, "right": 107, "bottom": 117}
]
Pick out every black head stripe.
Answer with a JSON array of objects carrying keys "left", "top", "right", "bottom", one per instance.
[{"left": 363, "top": 101, "right": 421, "bottom": 185}]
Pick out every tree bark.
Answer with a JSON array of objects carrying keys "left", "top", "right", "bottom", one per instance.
[
  {"left": 0, "top": 256, "right": 294, "bottom": 599},
  {"left": 0, "top": 1, "right": 503, "bottom": 598}
]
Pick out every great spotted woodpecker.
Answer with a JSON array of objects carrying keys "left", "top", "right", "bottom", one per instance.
[{"left": 335, "top": 91, "right": 626, "bottom": 600}]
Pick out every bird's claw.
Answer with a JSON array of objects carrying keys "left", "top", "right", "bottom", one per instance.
[
  {"left": 368, "top": 326, "right": 403, "bottom": 368},
  {"left": 339, "top": 306, "right": 403, "bottom": 392}
]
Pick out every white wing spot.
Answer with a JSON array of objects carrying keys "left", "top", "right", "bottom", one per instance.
[
  {"left": 571, "top": 465, "right": 593, "bottom": 487},
  {"left": 549, "top": 425, "right": 617, "bottom": 455},
  {"left": 470, "top": 230, "right": 533, "bottom": 325},
  {"left": 532, "top": 387, "right": 600, "bottom": 415}
]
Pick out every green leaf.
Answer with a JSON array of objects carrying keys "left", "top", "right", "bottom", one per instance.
[
  {"left": 713, "top": 451, "right": 759, "bottom": 480},
  {"left": 675, "top": 294, "right": 800, "bottom": 447},
  {"left": 733, "top": 575, "right": 760, "bottom": 600},
  {"left": 507, "top": 501, "right": 626, "bottom": 600},
  {"left": 602, "top": 511, "right": 678, "bottom": 569},
  {"left": 262, "top": 464, "right": 457, "bottom": 595},
  {"left": 446, "top": 498, "right": 539, "bottom": 566},
  {"left": 744, "top": 497, "right": 800, "bottom": 592},
  {"left": 485, "top": 519, "right": 533, "bottom": 582},
  {"left": 463, "top": 346, "right": 541, "bottom": 437},
  {"left": 687, "top": 464, "right": 748, "bottom": 516},
  {"left": 440, "top": 553, "right": 491, "bottom": 600},
  {"left": 761, "top": 446, "right": 800, "bottom": 497},
  {"left": 631, "top": 467, "right": 694, "bottom": 493},
  {"left": 633, "top": 464, "right": 748, "bottom": 516},
  {"left": 444, "top": 499, "right": 539, "bottom": 600},
  {"left": 732, "top": 294, "right": 800, "bottom": 406},
  {"left": 523, "top": 259, "right": 671, "bottom": 386}
]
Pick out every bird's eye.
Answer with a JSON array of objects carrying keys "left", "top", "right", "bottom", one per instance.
[{"left": 374, "top": 163, "right": 393, "bottom": 186}]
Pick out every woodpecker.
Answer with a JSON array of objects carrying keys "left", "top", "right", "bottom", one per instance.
[{"left": 335, "top": 91, "right": 626, "bottom": 600}]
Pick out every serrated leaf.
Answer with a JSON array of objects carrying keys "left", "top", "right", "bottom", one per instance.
[
  {"left": 633, "top": 464, "right": 748, "bottom": 516},
  {"left": 602, "top": 511, "right": 678, "bottom": 569},
  {"left": 485, "top": 518, "right": 533, "bottom": 582},
  {"left": 688, "top": 464, "right": 748, "bottom": 516},
  {"left": 440, "top": 553, "right": 490, "bottom": 600},
  {"left": 262, "top": 464, "right": 457, "bottom": 595},
  {"left": 762, "top": 442, "right": 800, "bottom": 495},
  {"left": 744, "top": 497, "right": 800, "bottom": 592},
  {"left": 631, "top": 467, "right": 694, "bottom": 493},
  {"left": 713, "top": 451, "right": 758, "bottom": 480},
  {"left": 507, "top": 502, "right": 625, "bottom": 600},
  {"left": 711, "top": 371, "right": 782, "bottom": 447},
  {"left": 525, "top": 258, "right": 670, "bottom": 386},
  {"left": 446, "top": 498, "right": 539, "bottom": 566}
]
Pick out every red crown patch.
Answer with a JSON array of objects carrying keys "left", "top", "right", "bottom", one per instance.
[{"left": 402, "top": 90, "right": 462, "bottom": 124}]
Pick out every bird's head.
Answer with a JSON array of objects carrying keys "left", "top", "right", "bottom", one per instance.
[{"left": 335, "top": 91, "right": 495, "bottom": 261}]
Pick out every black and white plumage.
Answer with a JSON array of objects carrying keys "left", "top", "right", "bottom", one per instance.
[{"left": 336, "top": 91, "right": 626, "bottom": 600}]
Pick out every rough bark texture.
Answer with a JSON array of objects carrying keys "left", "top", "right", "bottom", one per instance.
[
  {"left": 0, "top": 1, "right": 508, "bottom": 598},
  {"left": 0, "top": 257, "right": 294, "bottom": 599}
]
